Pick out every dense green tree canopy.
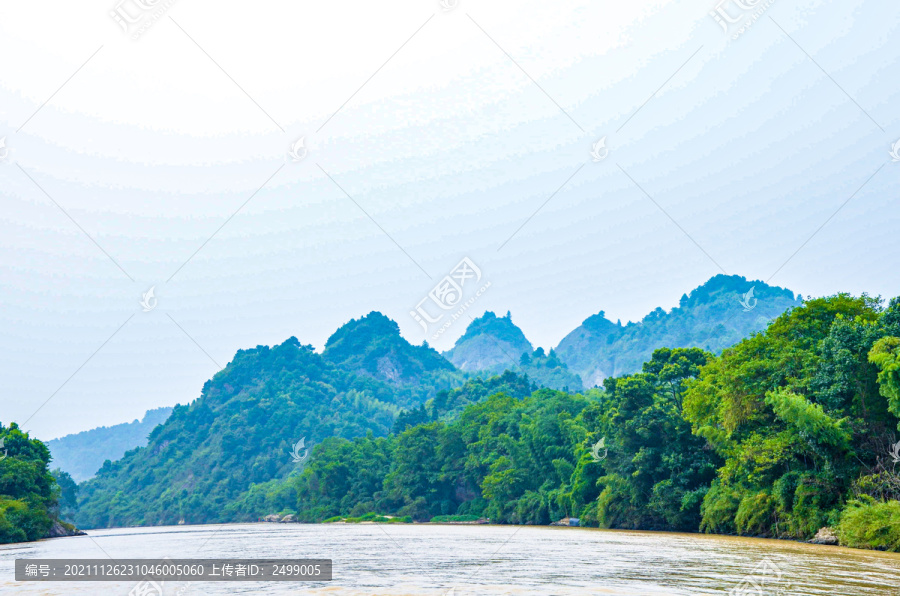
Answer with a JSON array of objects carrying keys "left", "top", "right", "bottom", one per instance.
[{"left": 0, "top": 422, "right": 66, "bottom": 543}]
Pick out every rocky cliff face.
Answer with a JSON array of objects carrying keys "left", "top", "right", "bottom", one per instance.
[
  {"left": 444, "top": 311, "right": 532, "bottom": 373},
  {"left": 48, "top": 520, "right": 86, "bottom": 538},
  {"left": 444, "top": 312, "right": 583, "bottom": 391}
]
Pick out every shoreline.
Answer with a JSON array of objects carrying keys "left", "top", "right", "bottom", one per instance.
[{"left": 45, "top": 520, "right": 899, "bottom": 555}]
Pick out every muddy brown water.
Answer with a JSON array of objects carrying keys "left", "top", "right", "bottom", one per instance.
[{"left": 1, "top": 523, "right": 899, "bottom": 594}]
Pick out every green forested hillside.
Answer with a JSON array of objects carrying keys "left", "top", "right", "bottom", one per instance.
[
  {"left": 517, "top": 347, "right": 584, "bottom": 392},
  {"left": 324, "top": 311, "right": 457, "bottom": 385},
  {"left": 75, "top": 324, "right": 460, "bottom": 529},
  {"left": 393, "top": 371, "right": 537, "bottom": 432},
  {"left": 243, "top": 348, "right": 718, "bottom": 528},
  {"left": 47, "top": 407, "right": 173, "bottom": 482},
  {"left": 227, "top": 294, "right": 900, "bottom": 551},
  {"left": 556, "top": 274, "right": 801, "bottom": 386}
]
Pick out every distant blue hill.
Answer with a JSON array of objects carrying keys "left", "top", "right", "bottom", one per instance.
[
  {"left": 445, "top": 275, "right": 801, "bottom": 388},
  {"left": 556, "top": 274, "right": 802, "bottom": 386},
  {"left": 47, "top": 407, "right": 173, "bottom": 482}
]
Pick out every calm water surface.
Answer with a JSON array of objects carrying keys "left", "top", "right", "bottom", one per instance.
[{"left": 1, "top": 523, "right": 899, "bottom": 595}]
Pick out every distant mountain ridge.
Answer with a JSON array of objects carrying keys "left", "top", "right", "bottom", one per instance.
[
  {"left": 556, "top": 274, "right": 801, "bottom": 386},
  {"left": 445, "top": 275, "right": 801, "bottom": 388},
  {"left": 46, "top": 407, "right": 173, "bottom": 483},
  {"left": 444, "top": 311, "right": 584, "bottom": 391},
  {"left": 73, "top": 274, "right": 801, "bottom": 528}
]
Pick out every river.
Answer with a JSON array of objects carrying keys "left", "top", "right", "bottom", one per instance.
[{"left": 1, "top": 523, "right": 899, "bottom": 595}]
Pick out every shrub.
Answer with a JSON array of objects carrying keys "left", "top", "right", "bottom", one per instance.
[
  {"left": 0, "top": 499, "right": 52, "bottom": 543},
  {"left": 735, "top": 491, "right": 775, "bottom": 536},
  {"left": 836, "top": 497, "right": 900, "bottom": 551},
  {"left": 788, "top": 475, "right": 837, "bottom": 538},
  {"left": 699, "top": 482, "right": 740, "bottom": 535}
]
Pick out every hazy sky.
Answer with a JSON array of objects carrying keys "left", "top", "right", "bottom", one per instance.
[{"left": 1, "top": 0, "right": 898, "bottom": 439}]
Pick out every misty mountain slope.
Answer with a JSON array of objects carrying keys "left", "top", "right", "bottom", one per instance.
[
  {"left": 75, "top": 320, "right": 462, "bottom": 529},
  {"left": 517, "top": 347, "right": 584, "bottom": 392},
  {"left": 444, "top": 311, "right": 532, "bottom": 372},
  {"left": 556, "top": 274, "right": 801, "bottom": 387},
  {"left": 393, "top": 369, "right": 560, "bottom": 435},
  {"left": 324, "top": 311, "right": 456, "bottom": 384},
  {"left": 46, "top": 407, "right": 173, "bottom": 482},
  {"left": 443, "top": 312, "right": 584, "bottom": 391}
]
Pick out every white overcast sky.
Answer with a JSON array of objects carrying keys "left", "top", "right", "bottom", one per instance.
[{"left": 1, "top": 0, "right": 898, "bottom": 439}]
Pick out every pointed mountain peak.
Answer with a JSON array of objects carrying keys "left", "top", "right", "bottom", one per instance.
[
  {"left": 444, "top": 311, "right": 533, "bottom": 373},
  {"left": 579, "top": 310, "right": 619, "bottom": 333},
  {"left": 452, "top": 311, "right": 532, "bottom": 348},
  {"left": 680, "top": 274, "right": 797, "bottom": 308},
  {"left": 324, "top": 311, "right": 452, "bottom": 383},
  {"left": 324, "top": 311, "right": 400, "bottom": 350}
]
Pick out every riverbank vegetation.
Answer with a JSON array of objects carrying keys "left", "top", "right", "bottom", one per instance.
[
  {"left": 247, "top": 295, "right": 900, "bottom": 550},
  {"left": 73, "top": 293, "right": 900, "bottom": 552},
  {"left": 322, "top": 513, "right": 412, "bottom": 523},
  {"left": 0, "top": 423, "right": 79, "bottom": 543}
]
